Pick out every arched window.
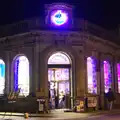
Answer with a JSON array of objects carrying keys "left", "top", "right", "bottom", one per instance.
[
  {"left": 117, "top": 63, "right": 120, "bottom": 93},
  {"left": 87, "top": 57, "right": 97, "bottom": 94},
  {"left": 14, "top": 56, "right": 29, "bottom": 96},
  {"left": 103, "top": 61, "right": 112, "bottom": 93},
  {"left": 0, "top": 59, "right": 5, "bottom": 95},
  {"left": 48, "top": 52, "right": 71, "bottom": 65}
]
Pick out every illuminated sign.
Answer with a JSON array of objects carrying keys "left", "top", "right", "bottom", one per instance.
[{"left": 51, "top": 10, "right": 68, "bottom": 26}]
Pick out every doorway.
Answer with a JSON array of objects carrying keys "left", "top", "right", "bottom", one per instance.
[{"left": 48, "top": 52, "right": 72, "bottom": 109}]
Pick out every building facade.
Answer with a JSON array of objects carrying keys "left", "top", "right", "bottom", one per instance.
[{"left": 0, "top": 3, "right": 120, "bottom": 112}]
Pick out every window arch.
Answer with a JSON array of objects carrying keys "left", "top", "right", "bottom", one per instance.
[
  {"left": 103, "top": 61, "right": 112, "bottom": 93},
  {"left": 14, "top": 55, "right": 29, "bottom": 96},
  {"left": 0, "top": 59, "right": 5, "bottom": 95},
  {"left": 117, "top": 63, "right": 120, "bottom": 93},
  {"left": 48, "top": 52, "right": 71, "bottom": 65},
  {"left": 87, "top": 57, "right": 97, "bottom": 94}
]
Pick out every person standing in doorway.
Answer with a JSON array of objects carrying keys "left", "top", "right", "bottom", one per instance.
[
  {"left": 60, "top": 91, "right": 65, "bottom": 108},
  {"left": 55, "top": 95, "right": 59, "bottom": 109},
  {"left": 106, "top": 88, "right": 116, "bottom": 110}
]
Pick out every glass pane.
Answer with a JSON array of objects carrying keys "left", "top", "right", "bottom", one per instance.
[
  {"left": 0, "top": 60, "right": 5, "bottom": 95},
  {"left": 48, "top": 69, "right": 54, "bottom": 81},
  {"left": 48, "top": 68, "right": 69, "bottom": 82},
  {"left": 87, "top": 57, "right": 97, "bottom": 94},
  {"left": 104, "top": 61, "right": 112, "bottom": 93},
  {"left": 48, "top": 52, "right": 70, "bottom": 64},
  {"left": 117, "top": 63, "right": 120, "bottom": 93},
  {"left": 59, "top": 81, "right": 69, "bottom": 95},
  {"left": 55, "top": 68, "right": 69, "bottom": 81},
  {"left": 14, "top": 56, "right": 29, "bottom": 96}
]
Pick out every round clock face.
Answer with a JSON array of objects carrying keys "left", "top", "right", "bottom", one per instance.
[{"left": 51, "top": 10, "right": 68, "bottom": 26}]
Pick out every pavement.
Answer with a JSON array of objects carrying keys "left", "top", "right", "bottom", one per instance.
[{"left": 0, "top": 109, "right": 120, "bottom": 119}]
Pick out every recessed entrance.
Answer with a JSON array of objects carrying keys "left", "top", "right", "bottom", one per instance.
[{"left": 48, "top": 52, "right": 72, "bottom": 109}]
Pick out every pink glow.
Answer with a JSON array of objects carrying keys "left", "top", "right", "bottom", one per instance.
[
  {"left": 117, "top": 63, "right": 120, "bottom": 93},
  {"left": 104, "top": 61, "right": 112, "bottom": 93}
]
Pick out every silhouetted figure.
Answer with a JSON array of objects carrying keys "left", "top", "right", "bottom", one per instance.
[
  {"left": 55, "top": 96, "right": 59, "bottom": 109},
  {"left": 60, "top": 91, "right": 65, "bottom": 108},
  {"left": 106, "top": 88, "right": 116, "bottom": 110},
  {"left": 62, "top": 95, "right": 66, "bottom": 108},
  {"left": 85, "top": 97, "right": 88, "bottom": 111}
]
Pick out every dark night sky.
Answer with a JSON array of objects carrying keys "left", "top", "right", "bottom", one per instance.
[{"left": 0, "top": 0, "right": 120, "bottom": 30}]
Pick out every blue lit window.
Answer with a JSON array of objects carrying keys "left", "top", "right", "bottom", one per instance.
[
  {"left": 14, "top": 56, "right": 29, "bottom": 96},
  {"left": 0, "top": 59, "right": 5, "bottom": 95}
]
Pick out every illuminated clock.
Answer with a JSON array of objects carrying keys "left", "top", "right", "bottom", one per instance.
[{"left": 51, "top": 10, "right": 68, "bottom": 26}]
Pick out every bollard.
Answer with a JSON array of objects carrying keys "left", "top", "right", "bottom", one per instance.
[{"left": 24, "top": 112, "right": 29, "bottom": 119}]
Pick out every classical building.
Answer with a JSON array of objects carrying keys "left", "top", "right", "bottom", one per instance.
[{"left": 0, "top": 3, "right": 120, "bottom": 112}]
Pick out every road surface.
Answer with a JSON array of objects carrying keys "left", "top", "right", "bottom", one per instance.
[{"left": 0, "top": 113, "right": 120, "bottom": 120}]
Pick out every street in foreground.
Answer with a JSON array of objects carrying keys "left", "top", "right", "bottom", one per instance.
[{"left": 0, "top": 113, "right": 120, "bottom": 120}]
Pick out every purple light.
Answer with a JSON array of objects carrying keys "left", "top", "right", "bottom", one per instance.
[
  {"left": 51, "top": 10, "right": 68, "bottom": 26},
  {"left": 103, "top": 61, "right": 112, "bottom": 93},
  {"left": 117, "top": 63, "right": 120, "bottom": 93},
  {"left": 87, "top": 57, "right": 97, "bottom": 94}
]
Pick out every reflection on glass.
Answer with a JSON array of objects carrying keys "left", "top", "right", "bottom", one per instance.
[
  {"left": 14, "top": 56, "right": 29, "bottom": 96},
  {"left": 0, "top": 60, "right": 5, "bottom": 95},
  {"left": 55, "top": 69, "right": 69, "bottom": 80},
  {"left": 87, "top": 57, "right": 97, "bottom": 94},
  {"left": 48, "top": 68, "right": 69, "bottom": 81},
  {"left": 48, "top": 70, "right": 54, "bottom": 81},
  {"left": 104, "top": 61, "right": 112, "bottom": 93},
  {"left": 59, "top": 81, "right": 69, "bottom": 94}
]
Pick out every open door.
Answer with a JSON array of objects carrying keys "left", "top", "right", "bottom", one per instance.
[
  {"left": 48, "top": 52, "right": 72, "bottom": 109},
  {"left": 48, "top": 68, "right": 70, "bottom": 109}
]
